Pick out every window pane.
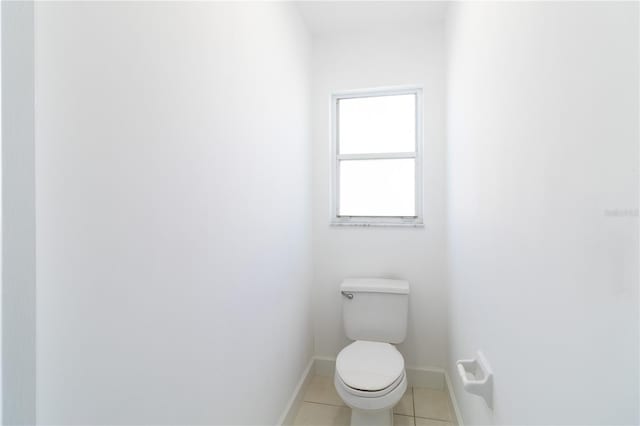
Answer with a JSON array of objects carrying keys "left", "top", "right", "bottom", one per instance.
[
  {"left": 338, "top": 94, "right": 416, "bottom": 154},
  {"left": 339, "top": 159, "right": 415, "bottom": 217}
]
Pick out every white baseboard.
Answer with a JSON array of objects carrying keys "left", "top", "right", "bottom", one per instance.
[
  {"left": 405, "top": 365, "right": 446, "bottom": 390},
  {"left": 313, "top": 356, "right": 336, "bottom": 377},
  {"left": 276, "top": 358, "right": 315, "bottom": 426},
  {"left": 277, "top": 357, "right": 463, "bottom": 426},
  {"left": 444, "top": 369, "right": 464, "bottom": 426}
]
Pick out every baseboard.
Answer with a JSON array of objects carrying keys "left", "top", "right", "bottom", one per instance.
[
  {"left": 313, "top": 356, "right": 336, "bottom": 377},
  {"left": 444, "top": 369, "right": 464, "bottom": 426},
  {"left": 277, "top": 356, "right": 463, "bottom": 426},
  {"left": 405, "top": 365, "right": 446, "bottom": 390},
  {"left": 276, "top": 357, "right": 315, "bottom": 426}
]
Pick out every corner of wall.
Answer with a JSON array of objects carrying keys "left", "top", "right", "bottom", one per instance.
[{"left": 1, "top": 1, "right": 36, "bottom": 424}]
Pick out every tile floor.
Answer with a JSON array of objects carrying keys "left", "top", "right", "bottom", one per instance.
[{"left": 293, "top": 376, "right": 456, "bottom": 426}]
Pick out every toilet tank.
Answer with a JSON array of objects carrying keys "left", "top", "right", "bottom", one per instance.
[{"left": 341, "top": 278, "right": 410, "bottom": 344}]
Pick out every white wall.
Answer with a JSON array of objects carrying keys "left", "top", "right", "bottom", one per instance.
[
  {"left": 0, "top": 4, "right": 2, "bottom": 422},
  {"left": 34, "top": 3, "right": 313, "bottom": 424},
  {"left": 2, "top": 2, "right": 36, "bottom": 424},
  {"left": 311, "top": 26, "right": 448, "bottom": 369},
  {"left": 446, "top": 2, "right": 639, "bottom": 424}
]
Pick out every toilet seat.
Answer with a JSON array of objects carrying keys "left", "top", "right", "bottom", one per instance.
[
  {"left": 336, "top": 370, "right": 405, "bottom": 398},
  {"left": 334, "top": 365, "right": 407, "bottom": 412},
  {"left": 336, "top": 340, "right": 405, "bottom": 393}
]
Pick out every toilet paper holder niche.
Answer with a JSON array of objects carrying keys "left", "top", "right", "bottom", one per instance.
[{"left": 456, "top": 351, "right": 493, "bottom": 408}]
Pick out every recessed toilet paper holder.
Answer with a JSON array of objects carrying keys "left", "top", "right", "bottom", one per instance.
[{"left": 456, "top": 351, "right": 493, "bottom": 408}]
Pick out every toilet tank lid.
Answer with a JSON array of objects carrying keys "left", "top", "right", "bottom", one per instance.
[{"left": 341, "top": 278, "right": 410, "bottom": 295}]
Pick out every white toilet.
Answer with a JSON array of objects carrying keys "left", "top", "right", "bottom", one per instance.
[{"left": 334, "top": 278, "right": 410, "bottom": 426}]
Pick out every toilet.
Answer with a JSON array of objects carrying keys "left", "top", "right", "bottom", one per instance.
[{"left": 334, "top": 278, "right": 410, "bottom": 426}]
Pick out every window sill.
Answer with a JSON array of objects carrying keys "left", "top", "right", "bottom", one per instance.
[{"left": 330, "top": 220, "right": 424, "bottom": 228}]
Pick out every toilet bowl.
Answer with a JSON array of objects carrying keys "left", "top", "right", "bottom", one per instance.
[
  {"left": 334, "top": 340, "right": 407, "bottom": 426},
  {"left": 335, "top": 278, "right": 410, "bottom": 426}
]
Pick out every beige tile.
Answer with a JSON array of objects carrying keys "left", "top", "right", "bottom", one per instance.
[
  {"left": 413, "top": 387, "right": 452, "bottom": 422},
  {"left": 415, "top": 418, "right": 453, "bottom": 426},
  {"left": 293, "top": 402, "right": 350, "bottom": 426},
  {"left": 303, "top": 375, "right": 346, "bottom": 407},
  {"left": 394, "top": 414, "right": 415, "bottom": 426},
  {"left": 393, "top": 387, "right": 414, "bottom": 416}
]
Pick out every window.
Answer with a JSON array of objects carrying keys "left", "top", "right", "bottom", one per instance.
[{"left": 331, "top": 87, "right": 423, "bottom": 226}]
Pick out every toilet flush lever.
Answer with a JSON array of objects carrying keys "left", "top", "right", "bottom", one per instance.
[{"left": 341, "top": 291, "right": 354, "bottom": 300}]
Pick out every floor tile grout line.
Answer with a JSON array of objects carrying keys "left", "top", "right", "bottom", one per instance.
[
  {"left": 302, "top": 400, "right": 347, "bottom": 409},
  {"left": 413, "top": 385, "right": 452, "bottom": 423},
  {"left": 300, "top": 401, "right": 449, "bottom": 422},
  {"left": 411, "top": 386, "right": 416, "bottom": 422},
  {"left": 300, "top": 378, "right": 452, "bottom": 425},
  {"left": 415, "top": 413, "right": 453, "bottom": 422}
]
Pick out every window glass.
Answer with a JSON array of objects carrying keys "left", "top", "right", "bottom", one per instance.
[
  {"left": 339, "top": 159, "right": 415, "bottom": 217},
  {"left": 338, "top": 94, "right": 416, "bottom": 154}
]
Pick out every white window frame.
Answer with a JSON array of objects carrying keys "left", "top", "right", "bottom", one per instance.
[{"left": 330, "top": 86, "right": 424, "bottom": 227}]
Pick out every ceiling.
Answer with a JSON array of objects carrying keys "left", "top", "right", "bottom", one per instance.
[{"left": 295, "top": 1, "right": 448, "bottom": 36}]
